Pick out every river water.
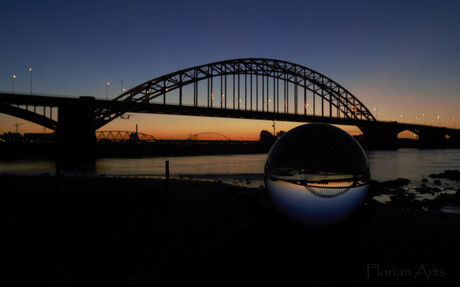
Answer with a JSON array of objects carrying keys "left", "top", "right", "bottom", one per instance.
[
  {"left": 1, "top": 149, "right": 459, "bottom": 186},
  {"left": 1, "top": 149, "right": 460, "bottom": 212}
]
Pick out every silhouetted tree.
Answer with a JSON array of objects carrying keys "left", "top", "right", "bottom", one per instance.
[
  {"left": 276, "top": 130, "right": 286, "bottom": 138},
  {"left": 259, "top": 130, "right": 274, "bottom": 141},
  {"left": 259, "top": 130, "right": 277, "bottom": 149}
]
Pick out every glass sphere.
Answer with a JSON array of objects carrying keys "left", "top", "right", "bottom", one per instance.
[{"left": 265, "top": 123, "right": 370, "bottom": 226}]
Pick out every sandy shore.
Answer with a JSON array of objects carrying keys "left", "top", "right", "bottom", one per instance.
[{"left": 1, "top": 174, "right": 460, "bottom": 286}]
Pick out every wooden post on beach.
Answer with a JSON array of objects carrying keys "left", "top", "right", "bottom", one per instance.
[
  {"left": 165, "top": 160, "right": 170, "bottom": 191},
  {"left": 55, "top": 159, "right": 61, "bottom": 192},
  {"left": 165, "top": 160, "right": 170, "bottom": 180}
]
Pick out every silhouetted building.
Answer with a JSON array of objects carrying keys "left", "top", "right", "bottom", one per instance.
[
  {"left": 1, "top": 132, "right": 23, "bottom": 142},
  {"left": 24, "top": 133, "right": 55, "bottom": 143}
]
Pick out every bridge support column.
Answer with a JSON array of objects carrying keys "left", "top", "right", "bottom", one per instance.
[
  {"left": 448, "top": 131, "right": 460, "bottom": 148},
  {"left": 56, "top": 96, "right": 96, "bottom": 162},
  {"left": 418, "top": 127, "right": 447, "bottom": 148},
  {"left": 360, "top": 122, "right": 398, "bottom": 149}
]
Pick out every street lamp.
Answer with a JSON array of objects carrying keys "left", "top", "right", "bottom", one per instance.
[
  {"left": 422, "top": 113, "right": 426, "bottom": 125},
  {"left": 29, "top": 68, "right": 32, "bottom": 95},
  {"left": 12, "top": 74, "right": 16, "bottom": 94},
  {"left": 437, "top": 115, "right": 440, "bottom": 127},
  {"left": 373, "top": 108, "right": 379, "bottom": 120},
  {"left": 106, "top": 82, "right": 110, "bottom": 100}
]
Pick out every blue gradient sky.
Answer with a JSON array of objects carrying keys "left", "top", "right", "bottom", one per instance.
[{"left": 1, "top": 0, "right": 459, "bottom": 139}]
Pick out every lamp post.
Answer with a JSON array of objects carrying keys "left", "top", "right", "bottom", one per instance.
[
  {"left": 12, "top": 74, "right": 16, "bottom": 94},
  {"left": 106, "top": 82, "right": 110, "bottom": 100},
  {"left": 422, "top": 113, "right": 426, "bottom": 125},
  {"left": 437, "top": 115, "right": 440, "bottom": 127},
  {"left": 29, "top": 68, "right": 32, "bottom": 95},
  {"left": 373, "top": 108, "right": 379, "bottom": 120}
]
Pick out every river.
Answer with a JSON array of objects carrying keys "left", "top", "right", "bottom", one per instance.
[{"left": 1, "top": 149, "right": 459, "bottom": 186}]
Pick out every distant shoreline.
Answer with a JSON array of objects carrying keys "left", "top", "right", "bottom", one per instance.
[{"left": 1, "top": 139, "right": 459, "bottom": 159}]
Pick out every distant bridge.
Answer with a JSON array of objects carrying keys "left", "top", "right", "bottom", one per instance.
[
  {"left": 187, "top": 132, "right": 232, "bottom": 141},
  {"left": 96, "top": 131, "right": 156, "bottom": 142},
  {"left": 1, "top": 58, "right": 459, "bottom": 151}
]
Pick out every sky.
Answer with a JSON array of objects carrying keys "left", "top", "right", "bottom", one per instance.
[{"left": 1, "top": 0, "right": 459, "bottom": 140}]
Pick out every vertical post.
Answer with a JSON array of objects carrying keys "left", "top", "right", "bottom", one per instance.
[
  {"left": 238, "top": 74, "right": 240, "bottom": 110},
  {"left": 29, "top": 68, "right": 32, "bottom": 95},
  {"left": 262, "top": 74, "right": 264, "bottom": 112},
  {"left": 329, "top": 93, "right": 332, "bottom": 117},
  {"left": 12, "top": 74, "right": 16, "bottom": 94},
  {"left": 211, "top": 74, "right": 213, "bottom": 108},
  {"left": 266, "top": 74, "right": 269, "bottom": 112},
  {"left": 294, "top": 77, "right": 298, "bottom": 114},
  {"left": 250, "top": 74, "right": 253, "bottom": 111},
  {"left": 321, "top": 90, "right": 324, "bottom": 117},
  {"left": 179, "top": 74, "right": 183, "bottom": 106},
  {"left": 283, "top": 78, "right": 286, "bottom": 113},
  {"left": 233, "top": 74, "right": 235, "bottom": 109},
  {"left": 273, "top": 76, "right": 276, "bottom": 112},
  {"left": 313, "top": 83, "right": 316, "bottom": 116},
  {"left": 256, "top": 75, "right": 258, "bottom": 111},
  {"left": 165, "top": 160, "right": 170, "bottom": 181},
  {"left": 165, "top": 160, "right": 170, "bottom": 190},
  {"left": 304, "top": 78, "right": 307, "bottom": 115},
  {"left": 245, "top": 74, "right": 247, "bottom": 110},
  {"left": 286, "top": 80, "right": 289, "bottom": 113},
  {"left": 163, "top": 80, "right": 166, "bottom": 105},
  {"left": 277, "top": 77, "right": 279, "bottom": 113}
]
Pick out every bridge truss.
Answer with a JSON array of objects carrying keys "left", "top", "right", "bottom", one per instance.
[{"left": 94, "top": 58, "right": 376, "bottom": 128}]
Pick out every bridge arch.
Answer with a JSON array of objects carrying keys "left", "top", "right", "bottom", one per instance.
[
  {"left": 186, "top": 132, "right": 232, "bottom": 141},
  {"left": 95, "top": 58, "right": 376, "bottom": 128}
]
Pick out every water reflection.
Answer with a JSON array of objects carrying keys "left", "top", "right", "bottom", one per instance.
[{"left": 266, "top": 178, "right": 368, "bottom": 226}]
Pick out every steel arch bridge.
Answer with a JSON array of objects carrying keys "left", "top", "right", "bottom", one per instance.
[
  {"left": 94, "top": 58, "right": 376, "bottom": 128},
  {"left": 187, "top": 132, "right": 233, "bottom": 141}
]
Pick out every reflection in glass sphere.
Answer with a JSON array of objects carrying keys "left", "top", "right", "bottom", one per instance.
[{"left": 265, "top": 123, "right": 370, "bottom": 226}]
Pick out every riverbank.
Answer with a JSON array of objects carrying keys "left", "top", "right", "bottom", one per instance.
[{"left": 1, "top": 175, "right": 460, "bottom": 286}]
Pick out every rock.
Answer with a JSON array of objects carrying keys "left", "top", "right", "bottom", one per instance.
[
  {"left": 429, "top": 170, "right": 460, "bottom": 181},
  {"left": 421, "top": 178, "right": 428, "bottom": 183},
  {"left": 415, "top": 186, "right": 441, "bottom": 194},
  {"left": 381, "top": 178, "right": 410, "bottom": 187},
  {"left": 434, "top": 179, "right": 442, "bottom": 185}
]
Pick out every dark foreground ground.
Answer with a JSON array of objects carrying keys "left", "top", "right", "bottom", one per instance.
[{"left": 1, "top": 175, "right": 460, "bottom": 286}]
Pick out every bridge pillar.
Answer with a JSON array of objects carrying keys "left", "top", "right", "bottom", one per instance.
[
  {"left": 359, "top": 122, "right": 398, "bottom": 149},
  {"left": 418, "top": 127, "right": 447, "bottom": 148},
  {"left": 56, "top": 96, "right": 96, "bottom": 161},
  {"left": 448, "top": 131, "right": 460, "bottom": 148}
]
